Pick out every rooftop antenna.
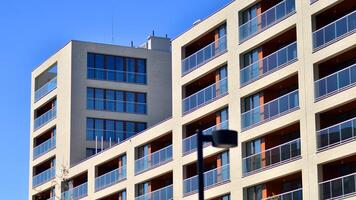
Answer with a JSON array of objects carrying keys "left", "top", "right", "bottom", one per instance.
[{"left": 152, "top": 30, "right": 155, "bottom": 37}]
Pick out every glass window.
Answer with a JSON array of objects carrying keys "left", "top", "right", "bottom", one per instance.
[
  {"left": 87, "top": 88, "right": 94, "bottom": 109},
  {"left": 126, "top": 58, "right": 136, "bottom": 83},
  {"left": 116, "top": 121, "right": 124, "bottom": 142},
  {"left": 87, "top": 118, "right": 94, "bottom": 140},
  {"left": 126, "top": 92, "right": 135, "bottom": 113},
  {"left": 105, "top": 90, "right": 115, "bottom": 112},
  {"left": 115, "top": 91, "right": 124, "bottom": 112},
  {"left": 116, "top": 57, "right": 124, "bottom": 82},
  {"left": 87, "top": 53, "right": 95, "bottom": 79},
  {"left": 137, "top": 123, "right": 146, "bottom": 132},
  {"left": 126, "top": 122, "right": 135, "bottom": 138},
  {"left": 137, "top": 59, "right": 146, "bottom": 84},
  {"left": 95, "top": 89, "right": 105, "bottom": 110},
  {"left": 136, "top": 93, "right": 146, "bottom": 114},
  {"left": 106, "top": 56, "right": 115, "bottom": 81},
  {"left": 105, "top": 120, "right": 115, "bottom": 141},
  {"left": 95, "top": 54, "right": 105, "bottom": 79}
]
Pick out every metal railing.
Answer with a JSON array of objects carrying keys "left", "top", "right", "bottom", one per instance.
[
  {"left": 34, "top": 106, "right": 56, "bottom": 130},
  {"left": 86, "top": 129, "right": 137, "bottom": 142},
  {"left": 241, "top": 42, "right": 297, "bottom": 85},
  {"left": 183, "top": 164, "right": 230, "bottom": 194},
  {"left": 135, "top": 145, "right": 172, "bottom": 174},
  {"left": 61, "top": 182, "right": 88, "bottom": 200},
  {"left": 135, "top": 184, "right": 173, "bottom": 200},
  {"left": 264, "top": 188, "right": 303, "bottom": 200},
  {"left": 243, "top": 138, "right": 301, "bottom": 174},
  {"left": 33, "top": 137, "right": 56, "bottom": 159},
  {"left": 183, "top": 78, "right": 228, "bottom": 114},
  {"left": 182, "top": 35, "right": 227, "bottom": 75},
  {"left": 87, "top": 97, "right": 147, "bottom": 114},
  {"left": 95, "top": 165, "right": 126, "bottom": 191},
  {"left": 182, "top": 120, "right": 229, "bottom": 154},
  {"left": 32, "top": 167, "right": 55, "bottom": 187},
  {"left": 313, "top": 10, "right": 356, "bottom": 50},
  {"left": 317, "top": 117, "right": 356, "bottom": 150},
  {"left": 239, "top": 0, "right": 296, "bottom": 41},
  {"left": 315, "top": 63, "right": 356, "bottom": 100},
  {"left": 35, "top": 77, "right": 57, "bottom": 102},
  {"left": 319, "top": 172, "right": 356, "bottom": 200},
  {"left": 241, "top": 90, "right": 299, "bottom": 130},
  {"left": 87, "top": 67, "right": 147, "bottom": 84}
]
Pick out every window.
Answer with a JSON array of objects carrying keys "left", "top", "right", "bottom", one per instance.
[
  {"left": 86, "top": 118, "right": 147, "bottom": 142},
  {"left": 87, "top": 53, "right": 147, "bottom": 84},
  {"left": 87, "top": 87, "right": 147, "bottom": 114}
]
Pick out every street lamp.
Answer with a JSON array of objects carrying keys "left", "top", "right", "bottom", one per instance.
[{"left": 196, "top": 129, "right": 238, "bottom": 200}]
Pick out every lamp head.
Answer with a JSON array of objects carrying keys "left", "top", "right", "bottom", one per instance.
[{"left": 211, "top": 129, "right": 238, "bottom": 148}]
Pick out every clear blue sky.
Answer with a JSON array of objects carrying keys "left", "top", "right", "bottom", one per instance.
[{"left": 0, "top": 0, "right": 231, "bottom": 199}]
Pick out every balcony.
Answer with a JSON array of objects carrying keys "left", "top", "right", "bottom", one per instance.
[
  {"left": 264, "top": 188, "right": 303, "bottom": 200},
  {"left": 32, "top": 167, "right": 55, "bottom": 188},
  {"left": 182, "top": 35, "right": 227, "bottom": 75},
  {"left": 245, "top": 172, "right": 302, "bottom": 200},
  {"left": 33, "top": 137, "right": 55, "bottom": 159},
  {"left": 313, "top": 10, "right": 356, "bottom": 51},
  {"left": 95, "top": 166, "right": 126, "bottom": 191},
  {"left": 315, "top": 63, "right": 356, "bottom": 100},
  {"left": 135, "top": 145, "right": 172, "bottom": 174},
  {"left": 61, "top": 182, "right": 88, "bottom": 200},
  {"left": 35, "top": 77, "right": 57, "bottom": 102},
  {"left": 34, "top": 107, "right": 56, "bottom": 130},
  {"left": 239, "top": 0, "right": 296, "bottom": 42},
  {"left": 317, "top": 100, "right": 356, "bottom": 151},
  {"left": 183, "top": 164, "right": 230, "bottom": 195},
  {"left": 33, "top": 187, "right": 55, "bottom": 200},
  {"left": 135, "top": 172, "right": 173, "bottom": 200},
  {"left": 319, "top": 155, "right": 356, "bottom": 200},
  {"left": 135, "top": 185, "right": 173, "bottom": 200},
  {"left": 242, "top": 90, "right": 299, "bottom": 130},
  {"left": 95, "top": 155, "right": 126, "bottom": 191},
  {"left": 183, "top": 120, "right": 228, "bottom": 154},
  {"left": 241, "top": 41, "right": 297, "bottom": 85},
  {"left": 97, "top": 191, "right": 126, "bottom": 200},
  {"left": 183, "top": 77, "right": 228, "bottom": 114}
]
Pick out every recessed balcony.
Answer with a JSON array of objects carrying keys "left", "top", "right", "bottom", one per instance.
[
  {"left": 32, "top": 187, "right": 55, "bottom": 200},
  {"left": 33, "top": 128, "right": 56, "bottom": 159},
  {"left": 244, "top": 172, "right": 302, "bottom": 200},
  {"left": 319, "top": 155, "right": 356, "bottom": 200},
  {"left": 239, "top": 0, "right": 296, "bottom": 42},
  {"left": 316, "top": 100, "right": 356, "bottom": 151},
  {"left": 135, "top": 133, "right": 172, "bottom": 174},
  {"left": 61, "top": 173, "right": 88, "bottom": 200},
  {"left": 241, "top": 75, "right": 299, "bottom": 130},
  {"left": 34, "top": 64, "right": 57, "bottom": 102},
  {"left": 183, "top": 152, "right": 230, "bottom": 196},
  {"left": 32, "top": 158, "right": 55, "bottom": 188},
  {"left": 240, "top": 28, "right": 297, "bottom": 86},
  {"left": 243, "top": 123, "right": 301, "bottom": 175},
  {"left": 135, "top": 172, "right": 173, "bottom": 200},
  {"left": 181, "top": 24, "right": 227, "bottom": 75},
  {"left": 312, "top": 0, "right": 356, "bottom": 51},
  {"left": 95, "top": 155, "right": 127, "bottom": 191},
  {"left": 34, "top": 99, "right": 56, "bottom": 131}
]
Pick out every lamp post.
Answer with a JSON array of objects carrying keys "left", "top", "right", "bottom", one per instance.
[{"left": 196, "top": 129, "right": 238, "bottom": 200}]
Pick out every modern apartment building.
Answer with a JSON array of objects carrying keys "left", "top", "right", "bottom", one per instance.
[{"left": 29, "top": 0, "right": 356, "bottom": 199}]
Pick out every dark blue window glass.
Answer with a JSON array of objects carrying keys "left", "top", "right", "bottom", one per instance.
[
  {"left": 105, "top": 120, "right": 115, "bottom": 141},
  {"left": 105, "top": 90, "right": 115, "bottom": 111},
  {"left": 136, "top": 93, "right": 146, "bottom": 114},
  {"left": 116, "top": 57, "right": 124, "bottom": 82},
  {"left": 116, "top": 91, "right": 124, "bottom": 112},
  {"left": 95, "top": 54, "right": 105, "bottom": 79},
  {"left": 95, "top": 89, "right": 105, "bottom": 110},
  {"left": 126, "top": 122, "right": 135, "bottom": 138},
  {"left": 87, "top": 118, "right": 94, "bottom": 140},
  {"left": 127, "top": 58, "right": 136, "bottom": 83},
  {"left": 106, "top": 56, "right": 115, "bottom": 81},
  {"left": 137, "top": 123, "right": 146, "bottom": 132},
  {"left": 126, "top": 92, "right": 135, "bottom": 113},
  {"left": 87, "top": 53, "right": 95, "bottom": 79},
  {"left": 137, "top": 59, "right": 146, "bottom": 83},
  {"left": 87, "top": 88, "right": 94, "bottom": 109},
  {"left": 95, "top": 119, "right": 104, "bottom": 139},
  {"left": 116, "top": 121, "right": 124, "bottom": 142}
]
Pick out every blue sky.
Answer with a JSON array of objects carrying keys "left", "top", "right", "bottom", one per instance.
[{"left": 0, "top": 0, "right": 231, "bottom": 199}]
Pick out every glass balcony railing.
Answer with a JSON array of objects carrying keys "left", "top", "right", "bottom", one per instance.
[
  {"left": 135, "top": 185, "right": 173, "bottom": 200},
  {"left": 319, "top": 172, "right": 356, "bottom": 200},
  {"left": 182, "top": 35, "right": 227, "bottom": 75},
  {"left": 239, "top": 0, "right": 296, "bottom": 41},
  {"left": 135, "top": 145, "right": 172, "bottom": 174},
  {"left": 33, "top": 137, "right": 56, "bottom": 159},
  {"left": 35, "top": 77, "right": 57, "bottom": 102},
  {"left": 32, "top": 167, "right": 55, "bottom": 187},
  {"left": 264, "top": 188, "right": 303, "bottom": 200},
  {"left": 34, "top": 107, "right": 57, "bottom": 130},
  {"left": 241, "top": 90, "right": 299, "bottom": 130},
  {"left": 241, "top": 42, "right": 297, "bottom": 85},
  {"left": 61, "top": 182, "right": 88, "bottom": 200},
  {"left": 183, "top": 164, "right": 230, "bottom": 195},
  {"left": 183, "top": 78, "right": 228, "bottom": 114},
  {"left": 315, "top": 63, "right": 356, "bottom": 100},
  {"left": 243, "top": 138, "right": 301, "bottom": 174},
  {"left": 95, "top": 165, "right": 126, "bottom": 191},
  {"left": 317, "top": 117, "right": 356, "bottom": 150},
  {"left": 182, "top": 120, "right": 229, "bottom": 154},
  {"left": 313, "top": 10, "right": 356, "bottom": 50}
]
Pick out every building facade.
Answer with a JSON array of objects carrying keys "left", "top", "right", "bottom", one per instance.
[{"left": 29, "top": 0, "right": 356, "bottom": 199}]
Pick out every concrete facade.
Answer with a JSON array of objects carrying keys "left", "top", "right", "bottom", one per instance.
[{"left": 29, "top": 0, "right": 356, "bottom": 199}]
